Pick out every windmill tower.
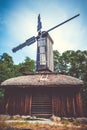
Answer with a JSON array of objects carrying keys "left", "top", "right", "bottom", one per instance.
[
  {"left": 36, "top": 32, "right": 54, "bottom": 72},
  {"left": 36, "top": 14, "right": 54, "bottom": 72},
  {"left": 12, "top": 14, "right": 80, "bottom": 73}
]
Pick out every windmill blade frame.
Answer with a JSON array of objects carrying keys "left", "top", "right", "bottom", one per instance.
[
  {"left": 12, "top": 36, "right": 36, "bottom": 52},
  {"left": 12, "top": 13, "right": 80, "bottom": 53},
  {"left": 46, "top": 14, "right": 80, "bottom": 33}
]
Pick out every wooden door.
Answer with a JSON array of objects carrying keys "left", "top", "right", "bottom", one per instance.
[{"left": 31, "top": 94, "right": 52, "bottom": 117}]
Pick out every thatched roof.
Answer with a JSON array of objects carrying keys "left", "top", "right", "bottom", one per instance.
[{"left": 1, "top": 73, "right": 83, "bottom": 88}]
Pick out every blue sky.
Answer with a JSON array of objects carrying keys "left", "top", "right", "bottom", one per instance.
[{"left": 0, "top": 0, "right": 87, "bottom": 64}]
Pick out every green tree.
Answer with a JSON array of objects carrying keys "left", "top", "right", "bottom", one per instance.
[
  {"left": 0, "top": 53, "right": 14, "bottom": 83},
  {"left": 53, "top": 50, "right": 71, "bottom": 73},
  {"left": 1, "top": 53, "right": 13, "bottom": 65},
  {"left": 54, "top": 50, "right": 87, "bottom": 79},
  {"left": 68, "top": 50, "right": 87, "bottom": 79},
  {"left": 53, "top": 50, "right": 60, "bottom": 72},
  {"left": 18, "top": 57, "right": 35, "bottom": 75},
  {"left": 0, "top": 53, "right": 36, "bottom": 83}
]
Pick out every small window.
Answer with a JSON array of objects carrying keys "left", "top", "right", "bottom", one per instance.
[
  {"left": 39, "top": 46, "right": 45, "bottom": 53},
  {"left": 38, "top": 38, "right": 46, "bottom": 46}
]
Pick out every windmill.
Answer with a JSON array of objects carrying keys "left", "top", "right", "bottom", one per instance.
[{"left": 12, "top": 14, "right": 80, "bottom": 72}]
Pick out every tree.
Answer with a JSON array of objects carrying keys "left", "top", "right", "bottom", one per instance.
[
  {"left": 53, "top": 50, "right": 71, "bottom": 73},
  {"left": 54, "top": 50, "right": 87, "bottom": 79},
  {"left": 68, "top": 50, "right": 87, "bottom": 79},
  {"left": 0, "top": 53, "right": 14, "bottom": 83},
  {"left": 1, "top": 53, "right": 13, "bottom": 66},
  {"left": 53, "top": 50, "right": 60, "bottom": 72},
  {"left": 19, "top": 57, "right": 35, "bottom": 74},
  {"left": 0, "top": 53, "right": 36, "bottom": 83}
]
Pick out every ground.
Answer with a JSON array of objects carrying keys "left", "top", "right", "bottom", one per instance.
[{"left": 0, "top": 115, "right": 87, "bottom": 130}]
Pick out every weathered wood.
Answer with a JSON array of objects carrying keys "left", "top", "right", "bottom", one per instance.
[
  {"left": 31, "top": 94, "right": 52, "bottom": 117},
  {"left": 52, "top": 88, "right": 83, "bottom": 117},
  {"left": 3, "top": 87, "right": 83, "bottom": 117}
]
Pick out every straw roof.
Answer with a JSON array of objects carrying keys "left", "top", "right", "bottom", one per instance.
[{"left": 1, "top": 73, "right": 83, "bottom": 88}]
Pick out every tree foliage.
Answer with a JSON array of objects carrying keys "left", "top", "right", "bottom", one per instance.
[
  {"left": 19, "top": 57, "right": 35, "bottom": 75},
  {"left": 0, "top": 53, "right": 35, "bottom": 100},
  {"left": 0, "top": 53, "right": 36, "bottom": 83},
  {"left": 0, "top": 53, "right": 14, "bottom": 83}
]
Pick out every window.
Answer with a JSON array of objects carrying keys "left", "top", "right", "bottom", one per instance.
[
  {"left": 39, "top": 46, "right": 45, "bottom": 53},
  {"left": 38, "top": 38, "right": 46, "bottom": 46}
]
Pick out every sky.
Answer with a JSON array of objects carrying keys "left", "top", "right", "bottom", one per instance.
[{"left": 0, "top": 0, "right": 87, "bottom": 64}]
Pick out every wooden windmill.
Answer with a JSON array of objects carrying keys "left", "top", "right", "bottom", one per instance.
[
  {"left": 1, "top": 13, "right": 84, "bottom": 117},
  {"left": 12, "top": 14, "right": 80, "bottom": 72}
]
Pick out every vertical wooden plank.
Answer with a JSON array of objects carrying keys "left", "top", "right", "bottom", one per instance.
[
  {"left": 5, "top": 98, "right": 9, "bottom": 114},
  {"left": 72, "top": 96, "right": 76, "bottom": 116},
  {"left": 76, "top": 91, "right": 83, "bottom": 116},
  {"left": 24, "top": 95, "right": 27, "bottom": 114},
  {"left": 52, "top": 96, "right": 54, "bottom": 115},
  {"left": 29, "top": 94, "right": 32, "bottom": 116},
  {"left": 52, "top": 95, "right": 57, "bottom": 116},
  {"left": 25, "top": 94, "right": 29, "bottom": 114},
  {"left": 66, "top": 95, "right": 69, "bottom": 116},
  {"left": 59, "top": 95, "right": 61, "bottom": 117}
]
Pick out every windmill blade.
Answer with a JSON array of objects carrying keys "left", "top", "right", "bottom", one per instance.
[
  {"left": 37, "top": 14, "right": 42, "bottom": 32},
  {"left": 26, "top": 36, "right": 36, "bottom": 45},
  {"left": 12, "top": 42, "right": 27, "bottom": 53},
  {"left": 46, "top": 14, "right": 80, "bottom": 33},
  {"left": 12, "top": 36, "right": 36, "bottom": 53}
]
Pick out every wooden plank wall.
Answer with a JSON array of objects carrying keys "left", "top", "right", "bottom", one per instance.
[
  {"left": 52, "top": 89, "right": 83, "bottom": 117},
  {"left": 4, "top": 87, "right": 83, "bottom": 117},
  {"left": 4, "top": 88, "right": 31, "bottom": 115}
]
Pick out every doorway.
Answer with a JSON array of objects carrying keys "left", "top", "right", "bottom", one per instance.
[{"left": 31, "top": 94, "right": 52, "bottom": 117}]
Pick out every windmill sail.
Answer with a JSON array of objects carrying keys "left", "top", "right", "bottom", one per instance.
[
  {"left": 42, "top": 14, "right": 80, "bottom": 35},
  {"left": 37, "top": 14, "right": 42, "bottom": 32},
  {"left": 12, "top": 13, "right": 80, "bottom": 72},
  {"left": 12, "top": 36, "right": 36, "bottom": 52}
]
